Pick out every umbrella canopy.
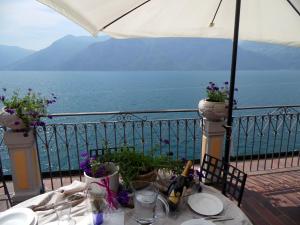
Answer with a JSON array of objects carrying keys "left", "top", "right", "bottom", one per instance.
[{"left": 38, "top": 0, "right": 300, "bottom": 47}]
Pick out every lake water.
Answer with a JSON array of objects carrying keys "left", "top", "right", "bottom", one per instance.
[
  {"left": 1, "top": 70, "right": 300, "bottom": 113},
  {"left": 1, "top": 70, "right": 300, "bottom": 173}
]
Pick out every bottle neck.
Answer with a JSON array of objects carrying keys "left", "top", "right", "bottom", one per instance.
[{"left": 181, "top": 160, "right": 193, "bottom": 177}]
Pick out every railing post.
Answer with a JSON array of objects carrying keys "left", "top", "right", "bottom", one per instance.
[
  {"left": 201, "top": 118, "right": 226, "bottom": 161},
  {"left": 4, "top": 129, "right": 43, "bottom": 204}
]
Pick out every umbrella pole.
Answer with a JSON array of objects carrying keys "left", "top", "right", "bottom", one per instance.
[{"left": 222, "top": 0, "right": 241, "bottom": 195}]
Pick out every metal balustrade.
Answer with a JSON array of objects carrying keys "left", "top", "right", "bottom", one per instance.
[
  {"left": 231, "top": 105, "right": 300, "bottom": 172},
  {"left": 34, "top": 109, "right": 203, "bottom": 189},
  {"left": 0, "top": 105, "right": 300, "bottom": 190}
]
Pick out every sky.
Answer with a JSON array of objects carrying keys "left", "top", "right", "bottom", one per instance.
[{"left": 0, "top": 0, "right": 91, "bottom": 50}]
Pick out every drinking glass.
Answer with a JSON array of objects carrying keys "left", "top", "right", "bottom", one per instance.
[
  {"left": 55, "top": 201, "right": 76, "bottom": 225},
  {"left": 131, "top": 181, "right": 169, "bottom": 225}
]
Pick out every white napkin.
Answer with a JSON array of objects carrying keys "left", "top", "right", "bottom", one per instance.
[{"left": 57, "top": 180, "right": 87, "bottom": 195}]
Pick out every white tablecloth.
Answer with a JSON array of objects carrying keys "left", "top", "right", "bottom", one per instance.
[{"left": 13, "top": 181, "right": 252, "bottom": 225}]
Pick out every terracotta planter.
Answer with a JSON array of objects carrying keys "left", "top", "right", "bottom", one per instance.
[
  {"left": 84, "top": 162, "right": 119, "bottom": 195},
  {"left": 198, "top": 99, "right": 228, "bottom": 121},
  {"left": 0, "top": 108, "right": 26, "bottom": 131},
  {"left": 132, "top": 170, "right": 157, "bottom": 189}
]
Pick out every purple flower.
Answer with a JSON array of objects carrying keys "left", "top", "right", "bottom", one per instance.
[
  {"left": 80, "top": 158, "right": 90, "bottom": 170},
  {"left": 33, "top": 121, "right": 45, "bottom": 126},
  {"left": 0, "top": 96, "right": 5, "bottom": 101},
  {"left": 196, "top": 169, "right": 203, "bottom": 179},
  {"left": 117, "top": 191, "right": 130, "bottom": 206},
  {"left": 234, "top": 88, "right": 238, "bottom": 91},
  {"left": 2, "top": 88, "right": 6, "bottom": 92},
  {"left": 214, "top": 87, "right": 219, "bottom": 91},
  {"left": 80, "top": 151, "right": 89, "bottom": 158},
  {"left": 163, "top": 139, "right": 170, "bottom": 145},
  {"left": 188, "top": 169, "right": 194, "bottom": 179},
  {"left": 14, "top": 121, "right": 20, "bottom": 126},
  {"left": 29, "top": 111, "right": 39, "bottom": 118},
  {"left": 5, "top": 108, "right": 15, "bottom": 115},
  {"left": 224, "top": 81, "right": 229, "bottom": 85},
  {"left": 28, "top": 88, "right": 32, "bottom": 92},
  {"left": 93, "top": 213, "right": 103, "bottom": 225},
  {"left": 94, "top": 164, "right": 106, "bottom": 177},
  {"left": 47, "top": 115, "right": 53, "bottom": 119}
]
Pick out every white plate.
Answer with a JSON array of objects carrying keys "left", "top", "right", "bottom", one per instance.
[
  {"left": 188, "top": 193, "right": 223, "bottom": 216},
  {"left": 0, "top": 208, "right": 37, "bottom": 225},
  {"left": 181, "top": 218, "right": 216, "bottom": 225}
]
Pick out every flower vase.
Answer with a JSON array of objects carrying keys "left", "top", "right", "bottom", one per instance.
[
  {"left": 0, "top": 108, "right": 26, "bottom": 131},
  {"left": 84, "top": 162, "right": 119, "bottom": 195},
  {"left": 198, "top": 99, "right": 228, "bottom": 121}
]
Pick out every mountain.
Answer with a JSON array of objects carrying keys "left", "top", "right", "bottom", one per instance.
[
  {"left": 0, "top": 45, "right": 34, "bottom": 69},
  {"left": 239, "top": 41, "right": 300, "bottom": 69},
  {"left": 8, "top": 35, "right": 104, "bottom": 70},
  {"left": 61, "top": 38, "right": 283, "bottom": 70},
  {"left": 2, "top": 35, "right": 300, "bottom": 70}
]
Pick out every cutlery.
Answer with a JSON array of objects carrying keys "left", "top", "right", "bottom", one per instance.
[{"left": 204, "top": 216, "right": 234, "bottom": 222}]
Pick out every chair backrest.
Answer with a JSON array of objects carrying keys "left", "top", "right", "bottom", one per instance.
[
  {"left": 199, "top": 153, "right": 247, "bottom": 207},
  {"left": 223, "top": 162, "right": 247, "bottom": 207},
  {"left": 199, "top": 153, "right": 224, "bottom": 185}
]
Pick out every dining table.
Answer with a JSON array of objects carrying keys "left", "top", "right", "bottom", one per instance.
[{"left": 11, "top": 180, "right": 253, "bottom": 225}]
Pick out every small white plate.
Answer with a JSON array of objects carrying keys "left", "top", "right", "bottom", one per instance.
[
  {"left": 181, "top": 218, "right": 216, "bottom": 225},
  {"left": 0, "top": 208, "right": 37, "bottom": 225},
  {"left": 188, "top": 193, "right": 223, "bottom": 216}
]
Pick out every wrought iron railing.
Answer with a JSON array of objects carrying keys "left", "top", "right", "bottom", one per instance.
[
  {"left": 34, "top": 109, "right": 203, "bottom": 189},
  {"left": 1, "top": 105, "right": 300, "bottom": 189},
  {"left": 231, "top": 105, "right": 300, "bottom": 172}
]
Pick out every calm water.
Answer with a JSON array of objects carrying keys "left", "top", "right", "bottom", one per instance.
[
  {"left": 1, "top": 70, "right": 300, "bottom": 173},
  {"left": 1, "top": 70, "right": 300, "bottom": 113}
]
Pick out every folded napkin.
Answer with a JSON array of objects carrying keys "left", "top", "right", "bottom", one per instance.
[
  {"left": 16, "top": 181, "right": 87, "bottom": 212},
  {"left": 57, "top": 180, "right": 87, "bottom": 195}
]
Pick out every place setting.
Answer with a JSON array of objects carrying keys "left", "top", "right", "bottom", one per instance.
[{"left": 181, "top": 192, "right": 234, "bottom": 225}]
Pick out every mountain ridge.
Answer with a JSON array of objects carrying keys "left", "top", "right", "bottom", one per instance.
[
  {"left": 0, "top": 45, "right": 35, "bottom": 69},
  {"left": 1, "top": 36, "right": 299, "bottom": 71}
]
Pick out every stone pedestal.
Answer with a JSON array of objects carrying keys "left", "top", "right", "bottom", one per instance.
[
  {"left": 201, "top": 118, "right": 226, "bottom": 161},
  {"left": 4, "top": 130, "right": 43, "bottom": 203},
  {"left": 201, "top": 118, "right": 226, "bottom": 183}
]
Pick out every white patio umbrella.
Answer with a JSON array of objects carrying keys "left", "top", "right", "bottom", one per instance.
[{"left": 37, "top": 0, "right": 300, "bottom": 183}]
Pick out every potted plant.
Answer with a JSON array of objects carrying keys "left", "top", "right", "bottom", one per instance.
[
  {"left": 80, "top": 152, "right": 119, "bottom": 195},
  {"left": 198, "top": 81, "right": 237, "bottom": 121},
  {"left": 0, "top": 88, "right": 56, "bottom": 131},
  {"left": 108, "top": 147, "right": 183, "bottom": 189}
]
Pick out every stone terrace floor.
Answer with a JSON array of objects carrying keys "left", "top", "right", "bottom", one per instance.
[
  {"left": 1, "top": 169, "right": 300, "bottom": 225},
  {"left": 241, "top": 169, "right": 300, "bottom": 225}
]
